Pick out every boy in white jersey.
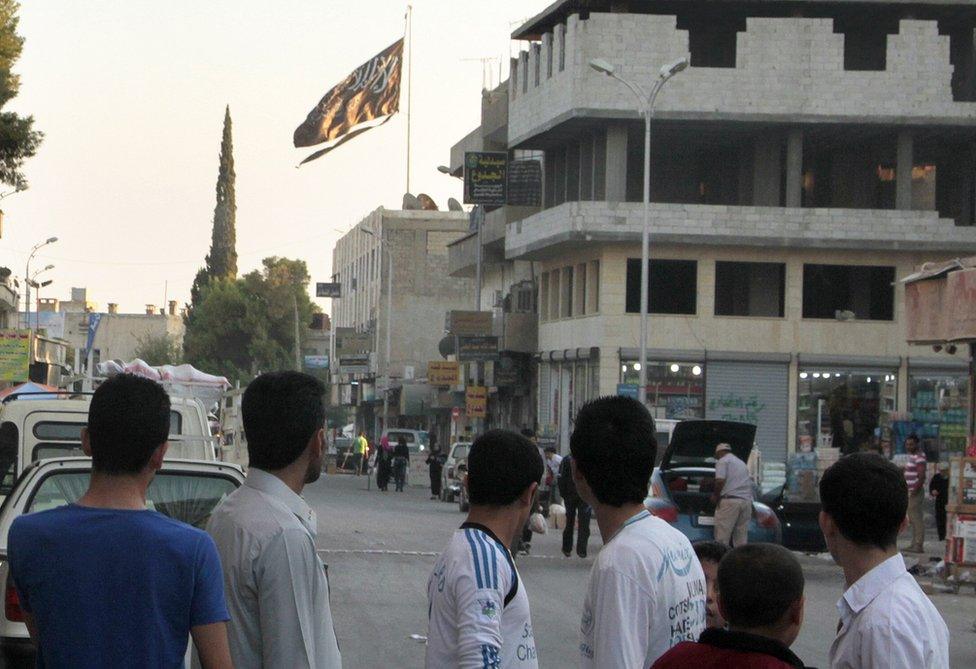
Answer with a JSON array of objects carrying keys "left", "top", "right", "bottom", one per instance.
[
  {"left": 426, "top": 429, "right": 544, "bottom": 669},
  {"left": 570, "top": 396, "right": 707, "bottom": 668}
]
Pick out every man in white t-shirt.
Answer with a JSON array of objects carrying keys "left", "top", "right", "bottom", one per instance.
[
  {"left": 426, "top": 429, "right": 544, "bottom": 668},
  {"left": 710, "top": 442, "right": 754, "bottom": 547},
  {"left": 570, "top": 396, "right": 707, "bottom": 668}
]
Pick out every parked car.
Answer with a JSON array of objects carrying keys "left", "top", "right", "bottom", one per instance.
[
  {"left": 454, "top": 456, "right": 469, "bottom": 513},
  {"left": 760, "top": 484, "right": 826, "bottom": 552},
  {"left": 644, "top": 420, "right": 781, "bottom": 544},
  {"left": 0, "top": 457, "right": 245, "bottom": 664},
  {"left": 440, "top": 441, "right": 471, "bottom": 502}
]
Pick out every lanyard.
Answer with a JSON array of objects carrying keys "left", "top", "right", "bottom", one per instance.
[{"left": 606, "top": 509, "right": 650, "bottom": 545}]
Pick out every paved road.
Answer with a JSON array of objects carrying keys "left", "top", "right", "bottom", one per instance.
[{"left": 309, "top": 473, "right": 976, "bottom": 668}]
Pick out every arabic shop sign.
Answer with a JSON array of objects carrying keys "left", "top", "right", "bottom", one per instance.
[
  {"left": 463, "top": 151, "right": 507, "bottom": 206},
  {"left": 0, "top": 330, "right": 30, "bottom": 382}
]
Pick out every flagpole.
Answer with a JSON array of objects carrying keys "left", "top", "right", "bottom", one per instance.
[{"left": 405, "top": 4, "right": 412, "bottom": 194}]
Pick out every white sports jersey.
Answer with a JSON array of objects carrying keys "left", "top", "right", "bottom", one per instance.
[
  {"left": 579, "top": 509, "right": 706, "bottom": 668},
  {"left": 426, "top": 523, "right": 538, "bottom": 669}
]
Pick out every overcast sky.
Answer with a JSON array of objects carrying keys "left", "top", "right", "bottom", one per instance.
[{"left": 0, "top": 0, "right": 545, "bottom": 314}]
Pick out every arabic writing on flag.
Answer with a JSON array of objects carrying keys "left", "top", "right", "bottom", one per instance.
[{"left": 294, "top": 38, "right": 403, "bottom": 165}]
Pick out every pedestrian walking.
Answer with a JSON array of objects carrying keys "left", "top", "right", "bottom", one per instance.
[
  {"left": 425, "top": 429, "right": 543, "bottom": 668},
  {"left": 557, "top": 454, "right": 590, "bottom": 558},
  {"left": 820, "top": 452, "right": 949, "bottom": 668},
  {"left": 903, "top": 434, "right": 927, "bottom": 553},
  {"left": 352, "top": 430, "right": 369, "bottom": 476},
  {"left": 929, "top": 462, "right": 950, "bottom": 541},
  {"left": 393, "top": 435, "right": 410, "bottom": 492},
  {"left": 542, "top": 446, "right": 563, "bottom": 507},
  {"left": 426, "top": 445, "right": 446, "bottom": 499},
  {"left": 376, "top": 434, "right": 393, "bottom": 492},
  {"left": 692, "top": 540, "right": 730, "bottom": 630},
  {"left": 205, "top": 371, "right": 342, "bottom": 668},
  {"left": 711, "top": 442, "right": 754, "bottom": 547},
  {"left": 7, "top": 374, "right": 233, "bottom": 669},
  {"left": 570, "top": 396, "right": 706, "bottom": 668},
  {"left": 652, "top": 543, "right": 811, "bottom": 669}
]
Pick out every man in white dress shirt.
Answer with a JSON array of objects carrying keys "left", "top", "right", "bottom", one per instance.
[
  {"left": 819, "top": 452, "right": 948, "bottom": 669},
  {"left": 206, "top": 371, "right": 342, "bottom": 668}
]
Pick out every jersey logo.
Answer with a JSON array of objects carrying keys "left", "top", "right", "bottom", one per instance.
[
  {"left": 478, "top": 598, "right": 498, "bottom": 621},
  {"left": 656, "top": 545, "right": 694, "bottom": 581},
  {"left": 580, "top": 606, "right": 593, "bottom": 635}
]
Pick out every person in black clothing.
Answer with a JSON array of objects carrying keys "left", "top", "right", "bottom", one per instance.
[
  {"left": 393, "top": 436, "right": 410, "bottom": 492},
  {"left": 929, "top": 462, "right": 950, "bottom": 541},
  {"left": 426, "top": 446, "right": 446, "bottom": 500},
  {"left": 375, "top": 437, "right": 392, "bottom": 492},
  {"left": 558, "top": 454, "right": 591, "bottom": 558}
]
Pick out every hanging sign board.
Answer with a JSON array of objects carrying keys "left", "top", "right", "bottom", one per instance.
[
  {"left": 465, "top": 385, "right": 488, "bottom": 418},
  {"left": 457, "top": 336, "right": 499, "bottom": 362},
  {"left": 428, "top": 361, "right": 460, "bottom": 386},
  {"left": 0, "top": 330, "right": 30, "bottom": 382},
  {"left": 445, "top": 310, "right": 493, "bottom": 337},
  {"left": 334, "top": 329, "right": 372, "bottom": 355},
  {"left": 506, "top": 159, "right": 542, "bottom": 207},
  {"left": 463, "top": 151, "right": 507, "bottom": 206},
  {"left": 316, "top": 282, "right": 341, "bottom": 298}
]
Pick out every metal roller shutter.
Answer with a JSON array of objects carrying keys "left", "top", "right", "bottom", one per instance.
[
  {"left": 538, "top": 362, "right": 552, "bottom": 429},
  {"left": 705, "top": 361, "right": 789, "bottom": 464}
]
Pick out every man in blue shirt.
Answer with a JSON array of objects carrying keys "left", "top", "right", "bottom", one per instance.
[{"left": 8, "top": 373, "right": 232, "bottom": 669}]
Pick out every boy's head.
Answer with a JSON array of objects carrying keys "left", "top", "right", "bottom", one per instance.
[
  {"left": 466, "top": 429, "right": 543, "bottom": 528},
  {"left": 693, "top": 541, "right": 730, "bottom": 629},
  {"left": 819, "top": 452, "right": 907, "bottom": 555},
  {"left": 569, "top": 396, "right": 656, "bottom": 507},
  {"left": 243, "top": 371, "right": 326, "bottom": 483},
  {"left": 84, "top": 374, "right": 170, "bottom": 476},
  {"left": 718, "top": 543, "right": 805, "bottom": 646}
]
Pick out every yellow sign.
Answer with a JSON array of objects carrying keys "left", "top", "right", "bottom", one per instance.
[
  {"left": 0, "top": 330, "right": 30, "bottom": 382},
  {"left": 428, "top": 361, "right": 460, "bottom": 386},
  {"left": 465, "top": 385, "right": 488, "bottom": 419}
]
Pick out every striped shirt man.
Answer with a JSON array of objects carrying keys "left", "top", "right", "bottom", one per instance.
[
  {"left": 904, "top": 452, "right": 927, "bottom": 493},
  {"left": 426, "top": 523, "right": 538, "bottom": 668}
]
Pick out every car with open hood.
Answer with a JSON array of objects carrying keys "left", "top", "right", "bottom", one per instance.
[{"left": 644, "top": 420, "right": 781, "bottom": 544}]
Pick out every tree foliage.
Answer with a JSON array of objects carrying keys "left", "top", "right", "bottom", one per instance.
[
  {"left": 205, "top": 106, "right": 237, "bottom": 280},
  {"left": 133, "top": 332, "right": 183, "bottom": 367},
  {"left": 183, "top": 257, "right": 319, "bottom": 383},
  {"left": 0, "top": 1, "right": 42, "bottom": 190}
]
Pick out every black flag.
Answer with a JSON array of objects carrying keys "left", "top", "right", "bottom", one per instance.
[{"left": 294, "top": 39, "right": 403, "bottom": 165}]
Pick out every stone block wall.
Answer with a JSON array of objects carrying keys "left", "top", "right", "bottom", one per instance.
[{"left": 509, "top": 13, "right": 976, "bottom": 145}]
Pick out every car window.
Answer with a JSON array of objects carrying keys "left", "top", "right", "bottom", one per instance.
[
  {"left": 33, "top": 443, "right": 85, "bottom": 461},
  {"left": 0, "top": 422, "right": 17, "bottom": 496},
  {"left": 452, "top": 445, "right": 468, "bottom": 460},
  {"left": 389, "top": 432, "right": 414, "bottom": 443},
  {"left": 25, "top": 471, "right": 238, "bottom": 529},
  {"left": 32, "top": 422, "right": 86, "bottom": 441},
  {"left": 169, "top": 411, "right": 183, "bottom": 436}
]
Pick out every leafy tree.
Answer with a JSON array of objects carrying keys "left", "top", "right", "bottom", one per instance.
[
  {"left": 183, "top": 257, "right": 320, "bottom": 383},
  {"left": 133, "top": 332, "right": 183, "bottom": 366},
  {"left": 205, "top": 106, "right": 237, "bottom": 280},
  {"left": 0, "top": 0, "right": 42, "bottom": 190}
]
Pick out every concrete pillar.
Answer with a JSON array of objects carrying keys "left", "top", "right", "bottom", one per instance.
[
  {"left": 896, "top": 131, "right": 914, "bottom": 210},
  {"left": 605, "top": 123, "right": 628, "bottom": 203},
  {"left": 752, "top": 135, "right": 781, "bottom": 206},
  {"left": 787, "top": 354, "right": 798, "bottom": 457},
  {"left": 786, "top": 129, "right": 804, "bottom": 208}
]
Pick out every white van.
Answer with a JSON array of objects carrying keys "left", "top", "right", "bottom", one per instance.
[{"left": 0, "top": 393, "right": 217, "bottom": 496}]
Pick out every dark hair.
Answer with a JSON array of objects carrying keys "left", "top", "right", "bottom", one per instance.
[
  {"left": 87, "top": 374, "right": 170, "bottom": 474},
  {"left": 906, "top": 433, "right": 919, "bottom": 443},
  {"left": 398, "top": 436, "right": 407, "bottom": 446},
  {"left": 570, "top": 396, "right": 656, "bottom": 506},
  {"left": 520, "top": 428, "right": 535, "bottom": 438},
  {"left": 243, "top": 372, "right": 325, "bottom": 470},
  {"left": 544, "top": 446, "right": 556, "bottom": 454},
  {"left": 467, "top": 429, "right": 543, "bottom": 506},
  {"left": 693, "top": 540, "right": 730, "bottom": 565},
  {"left": 819, "top": 452, "right": 907, "bottom": 550},
  {"left": 718, "top": 544, "right": 804, "bottom": 628}
]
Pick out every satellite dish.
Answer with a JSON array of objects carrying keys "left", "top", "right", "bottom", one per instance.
[
  {"left": 417, "top": 193, "right": 439, "bottom": 211},
  {"left": 402, "top": 193, "right": 422, "bottom": 210},
  {"left": 447, "top": 198, "right": 463, "bottom": 211},
  {"left": 438, "top": 335, "right": 456, "bottom": 359}
]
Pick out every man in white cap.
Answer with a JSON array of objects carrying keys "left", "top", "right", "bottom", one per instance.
[{"left": 710, "top": 443, "right": 754, "bottom": 547}]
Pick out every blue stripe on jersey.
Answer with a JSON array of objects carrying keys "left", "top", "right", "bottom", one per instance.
[
  {"left": 474, "top": 530, "right": 495, "bottom": 589},
  {"left": 481, "top": 643, "right": 500, "bottom": 668},
  {"left": 463, "top": 529, "right": 485, "bottom": 588}
]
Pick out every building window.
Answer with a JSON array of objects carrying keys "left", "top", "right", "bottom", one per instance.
[
  {"left": 539, "top": 273, "right": 550, "bottom": 321},
  {"left": 575, "top": 263, "right": 587, "bottom": 316},
  {"left": 678, "top": 15, "right": 744, "bottom": 68},
  {"left": 909, "top": 373, "right": 969, "bottom": 458},
  {"left": 714, "top": 262, "right": 786, "bottom": 317},
  {"left": 549, "top": 270, "right": 560, "bottom": 320},
  {"left": 802, "top": 264, "right": 895, "bottom": 321},
  {"left": 588, "top": 260, "right": 600, "bottom": 314},
  {"left": 557, "top": 23, "right": 566, "bottom": 71},
  {"left": 626, "top": 259, "right": 697, "bottom": 315},
  {"left": 797, "top": 369, "right": 897, "bottom": 454},
  {"left": 561, "top": 266, "right": 574, "bottom": 318},
  {"left": 835, "top": 17, "right": 898, "bottom": 72}
]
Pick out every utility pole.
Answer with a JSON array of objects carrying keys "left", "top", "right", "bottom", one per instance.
[{"left": 293, "top": 294, "right": 302, "bottom": 371}]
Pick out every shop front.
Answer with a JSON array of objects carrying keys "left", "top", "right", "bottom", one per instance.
[
  {"left": 908, "top": 359, "right": 970, "bottom": 459},
  {"left": 619, "top": 349, "right": 705, "bottom": 422},
  {"left": 538, "top": 348, "right": 600, "bottom": 451},
  {"left": 796, "top": 356, "right": 899, "bottom": 455}
]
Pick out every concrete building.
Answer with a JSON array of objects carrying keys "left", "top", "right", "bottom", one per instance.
[
  {"left": 462, "top": 0, "right": 976, "bottom": 465},
  {"left": 330, "top": 208, "right": 474, "bottom": 440}
]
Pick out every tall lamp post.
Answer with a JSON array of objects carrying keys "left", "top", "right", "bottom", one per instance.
[
  {"left": 29, "top": 265, "right": 54, "bottom": 330},
  {"left": 25, "top": 237, "right": 58, "bottom": 331},
  {"left": 588, "top": 57, "right": 688, "bottom": 405}
]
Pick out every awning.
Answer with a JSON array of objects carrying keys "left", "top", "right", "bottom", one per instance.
[{"left": 902, "top": 257, "right": 976, "bottom": 344}]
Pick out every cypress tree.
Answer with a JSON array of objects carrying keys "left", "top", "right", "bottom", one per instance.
[
  {"left": 205, "top": 105, "right": 237, "bottom": 280},
  {"left": 0, "top": 1, "right": 42, "bottom": 190}
]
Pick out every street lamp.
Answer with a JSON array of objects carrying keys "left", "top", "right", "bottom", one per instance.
[
  {"left": 589, "top": 55, "right": 688, "bottom": 406},
  {"left": 28, "top": 267, "right": 54, "bottom": 331},
  {"left": 25, "top": 237, "right": 58, "bottom": 331},
  {"left": 361, "top": 225, "right": 393, "bottom": 435}
]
